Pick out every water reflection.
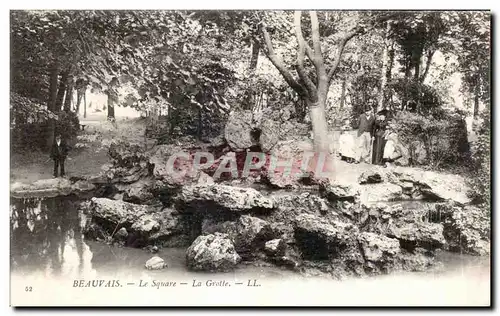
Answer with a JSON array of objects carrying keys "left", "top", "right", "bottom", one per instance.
[{"left": 10, "top": 196, "right": 96, "bottom": 279}]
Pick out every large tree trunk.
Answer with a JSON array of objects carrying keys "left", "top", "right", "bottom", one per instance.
[
  {"left": 63, "top": 74, "right": 74, "bottom": 113},
  {"left": 339, "top": 78, "right": 346, "bottom": 109},
  {"left": 107, "top": 97, "right": 115, "bottom": 120},
  {"left": 46, "top": 62, "right": 59, "bottom": 149},
  {"left": 83, "top": 90, "right": 87, "bottom": 118},
  {"left": 250, "top": 38, "right": 260, "bottom": 70},
  {"left": 55, "top": 71, "right": 68, "bottom": 111}
]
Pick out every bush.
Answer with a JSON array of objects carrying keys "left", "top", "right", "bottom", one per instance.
[{"left": 391, "top": 110, "right": 470, "bottom": 168}]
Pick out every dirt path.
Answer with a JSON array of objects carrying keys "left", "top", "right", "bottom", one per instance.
[{"left": 10, "top": 117, "right": 149, "bottom": 184}]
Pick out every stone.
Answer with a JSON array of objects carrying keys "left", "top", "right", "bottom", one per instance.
[
  {"left": 232, "top": 215, "right": 277, "bottom": 258},
  {"left": 224, "top": 110, "right": 256, "bottom": 151},
  {"left": 186, "top": 233, "right": 241, "bottom": 272},
  {"left": 438, "top": 204, "right": 490, "bottom": 256},
  {"left": 178, "top": 183, "right": 274, "bottom": 212},
  {"left": 387, "top": 221, "right": 446, "bottom": 251},
  {"left": 264, "top": 239, "right": 286, "bottom": 257},
  {"left": 145, "top": 256, "right": 167, "bottom": 270},
  {"left": 262, "top": 139, "right": 315, "bottom": 189},
  {"left": 90, "top": 197, "right": 155, "bottom": 225},
  {"left": 121, "top": 179, "right": 155, "bottom": 204},
  {"left": 131, "top": 214, "right": 160, "bottom": 233},
  {"left": 358, "top": 170, "right": 383, "bottom": 184},
  {"left": 390, "top": 167, "right": 471, "bottom": 204},
  {"left": 358, "top": 183, "right": 404, "bottom": 203},
  {"left": 319, "top": 179, "right": 360, "bottom": 202},
  {"left": 114, "top": 227, "right": 128, "bottom": 240},
  {"left": 357, "top": 232, "right": 400, "bottom": 263},
  {"left": 149, "top": 144, "right": 200, "bottom": 187},
  {"left": 294, "top": 214, "right": 359, "bottom": 260}
]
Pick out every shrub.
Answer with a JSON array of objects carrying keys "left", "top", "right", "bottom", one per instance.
[{"left": 391, "top": 110, "right": 470, "bottom": 168}]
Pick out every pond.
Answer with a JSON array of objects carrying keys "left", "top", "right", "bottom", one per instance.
[{"left": 10, "top": 195, "right": 491, "bottom": 306}]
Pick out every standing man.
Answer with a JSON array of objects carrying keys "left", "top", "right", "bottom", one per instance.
[
  {"left": 356, "top": 107, "right": 375, "bottom": 163},
  {"left": 51, "top": 133, "right": 69, "bottom": 177}
]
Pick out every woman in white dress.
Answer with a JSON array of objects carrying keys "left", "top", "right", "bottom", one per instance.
[
  {"left": 382, "top": 123, "right": 402, "bottom": 167},
  {"left": 338, "top": 124, "right": 356, "bottom": 163}
]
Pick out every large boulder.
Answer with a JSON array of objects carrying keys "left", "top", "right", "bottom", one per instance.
[
  {"left": 231, "top": 215, "right": 277, "bottom": 258},
  {"left": 148, "top": 144, "right": 201, "bottom": 187},
  {"left": 200, "top": 215, "right": 278, "bottom": 259},
  {"left": 89, "top": 197, "right": 154, "bottom": 224},
  {"left": 262, "top": 139, "right": 315, "bottom": 189},
  {"left": 225, "top": 110, "right": 256, "bottom": 151},
  {"left": 293, "top": 214, "right": 359, "bottom": 260},
  {"left": 386, "top": 221, "right": 446, "bottom": 251},
  {"left": 319, "top": 179, "right": 360, "bottom": 202},
  {"left": 88, "top": 199, "right": 184, "bottom": 244},
  {"left": 390, "top": 167, "right": 471, "bottom": 204},
  {"left": 145, "top": 256, "right": 167, "bottom": 270},
  {"left": 358, "top": 183, "right": 405, "bottom": 203},
  {"left": 357, "top": 232, "right": 400, "bottom": 264},
  {"left": 116, "top": 179, "right": 155, "bottom": 204},
  {"left": 178, "top": 183, "right": 274, "bottom": 212},
  {"left": 434, "top": 203, "right": 490, "bottom": 256},
  {"left": 259, "top": 118, "right": 310, "bottom": 152},
  {"left": 186, "top": 233, "right": 241, "bottom": 272}
]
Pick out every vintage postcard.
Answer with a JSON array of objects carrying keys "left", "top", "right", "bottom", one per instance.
[{"left": 9, "top": 9, "right": 491, "bottom": 306}]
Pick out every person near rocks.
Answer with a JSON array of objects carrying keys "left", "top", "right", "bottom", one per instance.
[
  {"left": 372, "top": 114, "right": 388, "bottom": 165},
  {"left": 50, "top": 133, "right": 69, "bottom": 177},
  {"left": 382, "top": 123, "right": 403, "bottom": 167},
  {"left": 355, "top": 107, "right": 375, "bottom": 163},
  {"left": 338, "top": 123, "right": 356, "bottom": 163}
]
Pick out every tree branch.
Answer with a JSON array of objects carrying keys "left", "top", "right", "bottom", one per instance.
[
  {"left": 261, "top": 24, "right": 308, "bottom": 98},
  {"left": 294, "top": 11, "right": 316, "bottom": 97},
  {"left": 309, "top": 11, "right": 326, "bottom": 79},
  {"left": 327, "top": 29, "right": 360, "bottom": 85}
]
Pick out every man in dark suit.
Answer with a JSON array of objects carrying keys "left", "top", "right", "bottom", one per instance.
[
  {"left": 356, "top": 107, "right": 375, "bottom": 163},
  {"left": 50, "top": 133, "right": 69, "bottom": 177}
]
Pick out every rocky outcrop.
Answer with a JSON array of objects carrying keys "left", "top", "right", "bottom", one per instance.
[
  {"left": 293, "top": 214, "right": 359, "bottom": 260},
  {"left": 390, "top": 167, "right": 471, "bottom": 204},
  {"left": 386, "top": 221, "right": 446, "bottom": 251},
  {"left": 178, "top": 183, "right": 274, "bottom": 212},
  {"left": 430, "top": 203, "right": 490, "bottom": 256},
  {"left": 358, "top": 183, "right": 404, "bottom": 203},
  {"left": 86, "top": 198, "right": 185, "bottom": 246},
  {"left": 116, "top": 179, "right": 155, "bottom": 204},
  {"left": 200, "top": 215, "right": 278, "bottom": 259},
  {"left": 186, "top": 233, "right": 241, "bottom": 272},
  {"left": 145, "top": 256, "right": 167, "bottom": 270},
  {"left": 357, "top": 232, "right": 400, "bottom": 265},
  {"left": 90, "top": 197, "right": 155, "bottom": 224},
  {"left": 259, "top": 119, "right": 309, "bottom": 152},
  {"left": 149, "top": 144, "right": 200, "bottom": 187},
  {"left": 224, "top": 110, "right": 256, "bottom": 151},
  {"left": 319, "top": 179, "right": 360, "bottom": 202},
  {"left": 262, "top": 139, "right": 314, "bottom": 189}
]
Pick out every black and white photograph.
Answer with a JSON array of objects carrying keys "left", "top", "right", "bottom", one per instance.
[{"left": 8, "top": 9, "right": 491, "bottom": 307}]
